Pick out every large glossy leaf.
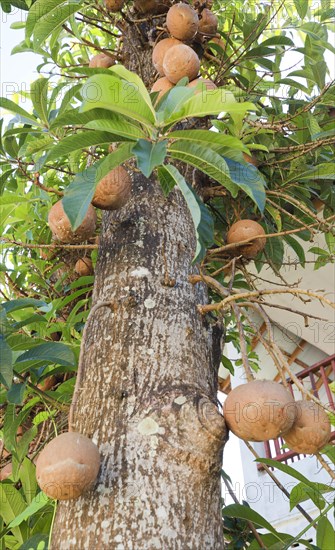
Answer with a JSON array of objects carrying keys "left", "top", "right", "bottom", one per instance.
[
  {"left": 169, "top": 129, "right": 246, "bottom": 151},
  {"left": 317, "top": 517, "right": 335, "bottom": 549},
  {"left": 50, "top": 107, "right": 116, "bottom": 130},
  {"left": 85, "top": 115, "right": 147, "bottom": 141},
  {"left": 284, "top": 163, "right": 335, "bottom": 184},
  {"left": 15, "top": 342, "right": 76, "bottom": 368},
  {"left": 222, "top": 157, "right": 266, "bottom": 211},
  {"left": 158, "top": 165, "right": 214, "bottom": 263},
  {"left": 19, "top": 458, "right": 37, "bottom": 505},
  {"left": 63, "top": 143, "right": 134, "bottom": 230},
  {"left": 0, "top": 97, "right": 40, "bottom": 126},
  {"left": 289, "top": 482, "right": 332, "bottom": 511},
  {"left": 257, "top": 458, "right": 334, "bottom": 495},
  {"left": 109, "top": 65, "right": 156, "bottom": 120},
  {"left": 0, "top": 337, "right": 13, "bottom": 388},
  {"left": 223, "top": 504, "right": 289, "bottom": 542},
  {"left": 62, "top": 166, "right": 96, "bottom": 231},
  {"left": 163, "top": 88, "right": 255, "bottom": 126},
  {"left": 30, "top": 78, "right": 49, "bottom": 124},
  {"left": 81, "top": 74, "right": 156, "bottom": 128},
  {"left": 1, "top": 298, "right": 47, "bottom": 314},
  {"left": 31, "top": 1, "right": 83, "bottom": 49},
  {"left": 17, "top": 534, "right": 49, "bottom": 550},
  {"left": 8, "top": 493, "right": 49, "bottom": 529},
  {"left": 133, "top": 139, "right": 167, "bottom": 177},
  {"left": 156, "top": 86, "right": 195, "bottom": 123},
  {"left": 45, "top": 130, "right": 124, "bottom": 163},
  {"left": 7, "top": 382, "right": 26, "bottom": 405},
  {"left": 0, "top": 484, "right": 28, "bottom": 544},
  {"left": 168, "top": 140, "right": 238, "bottom": 196}
]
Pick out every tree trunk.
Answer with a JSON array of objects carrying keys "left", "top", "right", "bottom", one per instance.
[{"left": 51, "top": 20, "right": 227, "bottom": 549}]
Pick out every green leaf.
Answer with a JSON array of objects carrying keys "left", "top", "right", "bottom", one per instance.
[
  {"left": 33, "top": 1, "right": 82, "bottom": 49},
  {"left": 45, "top": 130, "right": 122, "bottom": 163},
  {"left": 61, "top": 165, "right": 97, "bottom": 231},
  {"left": 221, "top": 355, "right": 235, "bottom": 375},
  {"left": 325, "top": 232, "right": 335, "bottom": 254},
  {"left": 257, "top": 458, "right": 334, "bottom": 495},
  {"left": 156, "top": 86, "right": 196, "bottom": 122},
  {"left": 62, "top": 143, "right": 134, "bottom": 230},
  {"left": 289, "top": 482, "right": 330, "bottom": 511},
  {"left": 109, "top": 64, "right": 156, "bottom": 121},
  {"left": 0, "top": 483, "right": 28, "bottom": 544},
  {"left": 19, "top": 458, "right": 37, "bottom": 505},
  {"left": 266, "top": 205, "right": 282, "bottom": 231},
  {"left": 85, "top": 114, "right": 146, "bottom": 141},
  {"left": 81, "top": 73, "right": 156, "bottom": 128},
  {"left": 157, "top": 165, "right": 176, "bottom": 197},
  {"left": 223, "top": 157, "right": 266, "bottom": 212},
  {"left": 26, "top": 0, "right": 65, "bottom": 39},
  {"left": 8, "top": 492, "right": 49, "bottom": 529},
  {"left": 284, "top": 163, "right": 335, "bottom": 184},
  {"left": 158, "top": 165, "right": 214, "bottom": 263},
  {"left": 0, "top": 338, "right": 13, "bottom": 388},
  {"left": 0, "top": 97, "right": 39, "bottom": 126},
  {"left": 1, "top": 298, "right": 46, "bottom": 314},
  {"left": 260, "top": 36, "right": 295, "bottom": 47},
  {"left": 168, "top": 129, "right": 246, "bottom": 152},
  {"left": 168, "top": 141, "right": 238, "bottom": 196},
  {"left": 284, "top": 235, "right": 306, "bottom": 266},
  {"left": 317, "top": 517, "right": 335, "bottom": 549},
  {"left": 294, "top": 0, "right": 309, "bottom": 19},
  {"left": 133, "top": 139, "right": 167, "bottom": 178},
  {"left": 222, "top": 503, "right": 288, "bottom": 542},
  {"left": 15, "top": 342, "right": 76, "bottom": 368},
  {"left": 30, "top": 78, "right": 49, "bottom": 125},
  {"left": 7, "top": 383, "right": 26, "bottom": 405},
  {"left": 50, "top": 107, "right": 116, "bottom": 130},
  {"left": 18, "top": 534, "right": 49, "bottom": 550},
  {"left": 162, "top": 88, "right": 255, "bottom": 127},
  {"left": 0, "top": 169, "right": 15, "bottom": 195}
]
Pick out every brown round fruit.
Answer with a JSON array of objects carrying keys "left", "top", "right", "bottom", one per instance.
[
  {"left": 152, "top": 37, "right": 182, "bottom": 76},
  {"left": 38, "top": 375, "right": 57, "bottom": 392},
  {"left": 224, "top": 380, "right": 297, "bottom": 442},
  {"left": 92, "top": 166, "right": 131, "bottom": 211},
  {"left": 166, "top": 2, "right": 199, "bottom": 41},
  {"left": 75, "top": 257, "right": 94, "bottom": 276},
  {"left": 163, "top": 44, "right": 200, "bottom": 84},
  {"left": 89, "top": 53, "right": 115, "bottom": 69},
  {"left": 36, "top": 432, "right": 100, "bottom": 500},
  {"left": 104, "top": 0, "right": 124, "bottom": 11},
  {"left": 48, "top": 201, "right": 97, "bottom": 243},
  {"left": 187, "top": 77, "right": 217, "bottom": 93},
  {"left": 243, "top": 152, "right": 258, "bottom": 166},
  {"left": 198, "top": 8, "right": 218, "bottom": 36},
  {"left": 283, "top": 400, "right": 331, "bottom": 454},
  {"left": 227, "top": 219, "right": 266, "bottom": 259},
  {"left": 151, "top": 77, "right": 175, "bottom": 100}
]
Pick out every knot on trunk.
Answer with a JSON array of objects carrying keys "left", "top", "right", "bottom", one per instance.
[{"left": 136, "top": 388, "right": 227, "bottom": 472}]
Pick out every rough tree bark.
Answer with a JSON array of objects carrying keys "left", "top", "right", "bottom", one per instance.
[{"left": 51, "top": 18, "right": 227, "bottom": 550}]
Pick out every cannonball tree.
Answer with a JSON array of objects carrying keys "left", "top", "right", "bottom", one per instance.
[{"left": 0, "top": 0, "right": 334, "bottom": 548}]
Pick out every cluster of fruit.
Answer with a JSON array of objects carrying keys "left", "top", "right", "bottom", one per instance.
[
  {"left": 47, "top": 166, "right": 131, "bottom": 274},
  {"left": 151, "top": 2, "right": 218, "bottom": 99},
  {"left": 224, "top": 380, "right": 331, "bottom": 454}
]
